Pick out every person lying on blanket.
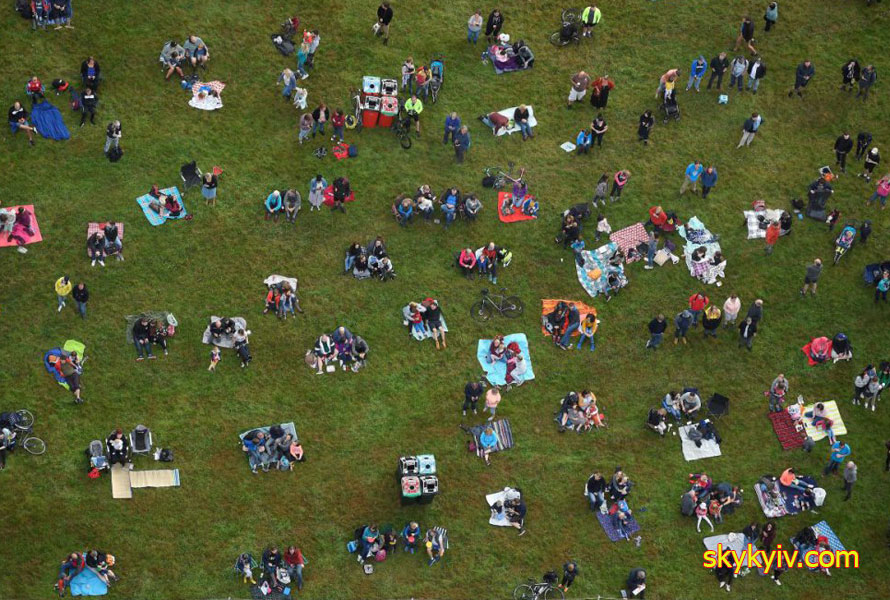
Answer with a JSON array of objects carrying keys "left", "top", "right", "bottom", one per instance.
[
  {"left": 689, "top": 472, "right": 712, "bottom": 499},
  {"left": 609, "top": 499, "right": 634, "bottom": 540}
]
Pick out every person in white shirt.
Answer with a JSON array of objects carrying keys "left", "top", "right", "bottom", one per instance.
[
  {"left": 467, "top": 11, "right": 484, "bottom": 44},
  {"left": 723, "top": 294, "right": 741, "bottom": 327}
]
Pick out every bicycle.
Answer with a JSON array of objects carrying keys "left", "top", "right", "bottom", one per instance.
[
  {"left": 348, "top": 88, "right": 364, "bottom": 132},
  {"left": 471, "top": 288, "right": 524, "bottom": 322},
  {"left": 391, "top": 109, "right": 413, "bottom": 150},
  {"left": 3, "top": 409, "right": 46, "bottom": 455},
  {"left": 512, "top": 578, "right": 565, "bottom": 600},
  {"left": 549, "top": 9, "right": 581, "bottom": 47},
  {"left": 483, "top": 162, "right": 525, "bottom": 190}
]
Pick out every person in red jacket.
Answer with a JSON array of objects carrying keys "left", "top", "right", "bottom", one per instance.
[
  {"left": 57, "top": 552, "right": 85, "bottom": 596},
  {"left": 648, "top": 206, "right": 667, "bottom": 230},
  {"left": 765, "top": 221, "right": 780, "bottom": 255},
  {"left": 283, "top": 545, "right": 306, "bottom": 590},
  {"left": 688, "top": 292, "right": 710, "bottom": 327},
  {"left": 330, "top": 109, "right": 346, "bottom": 143}
]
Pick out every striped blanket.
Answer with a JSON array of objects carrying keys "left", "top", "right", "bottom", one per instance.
[
  {"left": 468, "top": 419, "right": 514, "bottom": 458},
  {"left": 802, "top": 401, "right": 847, "bottom": 441}
]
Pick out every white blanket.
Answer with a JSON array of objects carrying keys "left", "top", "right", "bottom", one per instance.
[
  {"left": 492, "top": 105, "right": 537, "bottom": 137},
  {"left": 486, "top": 487, "right": 521, "bottom": 526},
  {"left": 679, "top": 424, "right": 722, "bottom": 461},
  {"left": 201, "top": 316, "right": 247, "bottom": 348},
  {"left": 263, "top": 274, "right": 298, "bottom": 292},
  {"left": 703, "top": 533, "right": 746, "bottom": 555}
]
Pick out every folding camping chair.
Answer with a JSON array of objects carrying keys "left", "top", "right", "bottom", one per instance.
[
  {"left": 179, "top": 161, "right": 203, "bottom": 193},
  {"left": 130, "top": 425, "right": 153, "bottom": 455},
  {"left": 707, "top": 394, "right": 729, "bottom": 419}
]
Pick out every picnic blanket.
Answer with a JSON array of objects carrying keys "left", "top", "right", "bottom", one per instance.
[
  {"left": 30, "top": 99, "right": 70, "bottom": 140},
  {"left": 466, "top": 419, "right": 514, "bottom": 458},
  {"left": 129, "top": 469, "right": 181, "bottom": 489},
  {"left": 679, "top": 424, "right": 722, "bottom": 461},
  {"left": 202, "top": 316, "right": 247, "bottom": 348},
  {"left": 401, "top": 305, "right": 448, "bottom": 341},
  {"left": 189, "top": 80, "right": 225, "bottom": 110},
  {"left": 802, "top": 401, "right": 846, "bottom": 441},
  {"left": 486, "top": 487, "right": 522, "bottom": 526},
  {"left": 540, "top": 300, "right": 597, "bottom": 337},
  {"left": 678, "top": 216, "right": 724, "bottom": 284},
  {"left": 43, "top": 340, "right": 86, "bottom": 390},
  {"left": 263, "top": 274, "right": 298, "bottom": 292},
  {"left": 124, "top": 311, "right": 173, "bottom": 343},
  {"left": 488, "top": 105, "right": 537, "bottom": 136},
  {"left": 754, "top": 475, "right": 818, "bottom": 518},
  {"left": 110, "top": 464, "right": 133, "bottom": 499},
  {"left": 744, "top": 209, "right": 785, "bottom": 239},
  {"left": 596, "top": 510, "right": 641, "bottom": 542},
  {"left": 497, "top": 191, "right": 536, "bottom": 222},
  {"left": 85, "top": 222, "right": 124, "bottom": 256},
  {"left": 239, "top": 422, "right": 298, "bottom": 443},
  {"left": 322, "top": 185, "right": 356, "bottom": 207},
  {"left": 703, "top": 532, "right": 746, "bottom": 555},
  {"left": 476, "top": 333, "right": 535, "bottom": 386},
  {"left": 487, "top": 48, "right": 529, "bottom": 74},
  {"left": 135, "top": 187, "right": 187, "bottom": 226},
  {"left": 575, "top": 242, "right": 628, "bottom": 298},
  {"left": 69, "top": 567, "right": 108, "bottom": 596},
  {"left": 769, "top": 410, "right": 806, "bottom": 450},
  {"left": 0, "top": 205, "right": 43, "bottom": 248},
  {"left": 609, "top": 222, "right": 649, "bottom": 264},
  {"left": 792, "top": 521, "right": 846, "bottom": 554}
]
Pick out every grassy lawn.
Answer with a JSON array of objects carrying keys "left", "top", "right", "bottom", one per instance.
[{"left": 2, "top": 1, "right": 890, "bottom": 598}]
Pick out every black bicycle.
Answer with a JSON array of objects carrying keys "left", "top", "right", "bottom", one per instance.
[
  {"left": 2, "top": 409, "right": 46, "bottom": 455},
  {"left": 391, "top": 110, "right": 413, "bottom": 150},
  {"left": 512, "top": 578, "right": 565, "bottom": 600},
  {"left": 549, "top": 8, "right": 581, "bottom": 46},
  {"left": 471, "top": 288, "right": 524, "bottom": 322}
]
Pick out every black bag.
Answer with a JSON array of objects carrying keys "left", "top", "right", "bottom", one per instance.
[
  {"left": 482, "top": 175, "right": 495, "bottom": 188},
  {"left": 568, "top": 202, "right": 591, "bottom": 221},
  {"left": 106, "top": 146, "right": 123, "bottom": 162},
  {"left": 15, "top": 0, "right": 32, "bottom": 18},
  {"left": 542, "top": 571, "right": 558, "bottom": 585},
  {"left": 158, "top": 448, "right": 174, "bottom": 462},
  {"left": 271, "top": 34, "right": 295, "bottom": 56}
]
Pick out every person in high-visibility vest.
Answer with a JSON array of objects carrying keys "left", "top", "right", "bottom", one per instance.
[{"left": 581, "top": 5, "right": 602, "bottom": 38}]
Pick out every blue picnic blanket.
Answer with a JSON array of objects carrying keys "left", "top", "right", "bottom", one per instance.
[
  {"left": 476, "top": 333, "right": 535, "bottom": 386},
  {"left": 575, "top": 242, "right": 627, "bottom": 298},
  {"left": 596, "top": 510, "right": 641, "bottom": 542},
  {"left": 136, "top": 187, "right": 187, "bottom": 226},
  {"left": 791, "top": 520, "right": 845, "bottom": 572},
  {"left": 70, "top": 568, "right": 107, "bottom": 596},
  {"left": 30, "top": 100, "right": 70, "bottom": 140}
]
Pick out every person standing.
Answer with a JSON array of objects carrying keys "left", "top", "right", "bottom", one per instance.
[
  {"left": 729, "top": 55, "right": 748, "bottom": 92},
  {"left": 737, "top": 112, "right": 762, "bottom": 148},
  {"left": 81, "top": 56, "right": 101, "bottom": 90},
  {"left": 788, "top": 60, "right": 814, "bottom": 98},
  {"left": 824, "top": 440, "right": 851, "bottom": 475},
  {"left": 857, "top": 65, "right": 877, "bottom": 101},
  {"left": 860, "top": 147, "right": 881, "bottom": 182},
  {"left": 202, "top": 171, "right": 218, "bottom": 206},
  {"left": 856, "top": 131, "right": 873, "bottom": 161},
  {"left": 559, "top": 561, "right": 580, "bottom": 592},
  {"left": 680, "top": 160, "right": 704, "bottom": 196},
  {"left": 656, "top": 67, "right": 680, "bottom": 98},
  {"left": 746, "top": 298, "right": 764, "bottom": 324},
  {"left": 723, "top": 294, "right": 741, "bottom": 328},
  {"left": 463, "top": 380, "right": 484, "bottom": 416},
  {"left": 733, "top": 16, "right": 756, "bottom": 55},
  {"left": 443, "top": 112, "right": 461, "bottom": 145},
  {"left": 686, "top": 55, "right": 707, "bottom": 92},
  {"left": 590, "top": 74, "right": 615, "bottom": 109},
  {"left": 707, "top": 52, "right": 729, "bottom": 90},
  {"left": 875, "top": 271, "right": 890, "bottom": 303},
  {"left": 104, "top": 120, "right": 121, "bottom": 155},
  {"left": 800, "top": 258, "right": 822, "bottom": 296},
  {"left": 842, "top": 461, "right": 857, "bottom": 500},
  {"left": 72, "top": 282, "right": 89, "bottom": 319},
  {"left": 567, "top": 70, "right": 591, "bottom": 108},
  {"left": 763, "top": 2, "right": 778, "bottom": 31},
  {"left": 401, "top": 57, "right": 415, "bottom": 95},
  {"left": 646, "top": 314, "right": 667, "bottom": 350},
  {"left": 591, "top": 114, "right": 607, "bottom": 147},
  {"left": 738, "top": 317, "right": 757, "bottom": 350},
  {"left": 764, "top": 221, "right": 780, "bottom": 255},
  {"left": 404, "top": 95, "right": 423, "bottom": 137},
  {"left": 610, "top": 169, "right": 630, "bottom": 202},
  {"left": 581, "top": 5, "right": 601, "bottom": 37},
  {"left": 840, "top": 59, "right": 860, "bottom": 92},
  {"left": 485, "top": 9, "right": 504, "bottom": 44},
  {"left": 79, "top": 88, "right": 97, "bottom": 127},
  {"left": 467, "top": 10, "right": 483, "bottom": 44},
  {"left": 638, "top": 110, "right": 654, "bottom": 144},
  {"left": 835, "top": 132, "right": 854, "bottom": 173},
  {"left": 454, "top": 125, "right": 470, "bottom": 164},
  {"left": 54, "top": 276, "right": 72, "bottom": 313},
  {"left": 375, "top": 2, "right": 393, "bottom": 45},
  {"left": 688, "top": 292, "right": 709, "bottom": 326},
  {"left": 305, "top": 30, "right": 321, "bottom": 68},
  {"left": 674, "top": 309, "right": 693, "bottom": 345},
  {"left": 700, "top": 165, "right": 718, "bottom": 198},
  {"left": 746, "top": 58, "right": 766, "bottom": 93},
  {"left": 644, "top": 231, "right": 657, "bottom": 270}
]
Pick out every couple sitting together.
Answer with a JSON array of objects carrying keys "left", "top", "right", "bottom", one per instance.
[
  {"left": 543, "top": 301, "right": 597, "bottom": 350},
  {"left": 210, "top": 318, "right": 252, "bottom": 368},
  {"left": 241, "top": 426, "right": 304, "bottom": 473},
  {"left": 486, "top": 334, "right": 527, "bottom": 390},
  {"left": 263, "top": 189, "right": 302, "bottom": 222},
  {"left": 456, "top": 242, "right": 510, "bottom": 283},
  {"left": 345, "top": 237, "right": 395, "bottom": 281},
  {"left": 403, "top": 298, "right": 447, "bottom": 349},
  {"left": 87, "top": 222, "right": 124, "bottom": 266},
  {"left": 308, "top": 326, "right": 368, "bottom": 374},
  {"left": 146, "top": 185, "right": 185, "bottom": 218},
  {"left": 555, "top": 390, "right": 606, "bottom": 433},
  {"left": 263, "top": 282, "right": 303, "bottom": 319}
]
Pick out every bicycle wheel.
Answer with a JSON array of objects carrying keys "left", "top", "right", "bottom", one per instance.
[
  {"left": 14, "top": 409, "right": 34, "bottom": 429},
  {"left": 512, "top": 584, "right": 535, "bottom": 600},
  {"left": 501, "top": 296, "right": 524, "bottom": 318},
  {"left": 544, "top": 585, "right": 565, "bottom": 600},
  {"left": 399, "top": 133, "right": 412, "bottom": 150},
  {"left": 23, "top": 436, "right": 46, "bottom": 455},
  {"left": 471, "top": 300, "right": 493, "bottom": 323},
  {"left": 550, "top": 31, "right": 569, "bottom": 47},
  {"left": 562, "top": 8, "right": 579, "bottom": 22}
]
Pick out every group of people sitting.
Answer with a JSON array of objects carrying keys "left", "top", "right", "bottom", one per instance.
[
  {"left": 647, "top": 388, "right": 703, "bottom": 435},
  {"left": 543, "top": 301, "right": 597, "bottom": 350},
  {"left": 209, "top": 318, "right": 252, "bottom": 368},
  {"left": 86, "top": 221, "right": 124, "bottom": 266},
  {"left": 235, "top": 545, "right": 306, "bottom": 591},
  {"left": 240, "top": 426, "right": 304, "bottom": 474},
  {"left": 353, "top": 523, "right": 447, "bottom": 566},
  {"left": 680, "top": 473, "right": 743, "bottom": 532},
  {"left": 486, "top": 334, "right": 528, "bottom": 390},
  {"left": 57, "top": 550, "right": 118, "bottom": 596},
  {"left": 307, "top": 326, "right": 368, "bottom": 374},
  {"left": 0, "top": 204, "right": 36, "bottom": 253},
  {"left": 487, "top": 33, "right": 535, "bottom": 70},
  {"left": 344, "top": 237, "right": 395, "bottom": 280},
  {"left": 131, "top": 316, "right": 169, "bottom": 360},
  {"left": 585, "top": 468, "right": 635, "bottom": 539},
  {"left": 27, "top": 0, "right": 73, "bottom": 29},
  {"left": 760, "top": 468, "right": 820, "bottom": 513},
  {"left": 263, "top": 189, "right": 302, "bottom": 222},
  {"left": 394, "top": 185, "right": 482, "bottom": 227},
  {"left": 455, "top": 242, "right": 511, "bottom": 283},
  {"left": 145, "top": 185, "right": 185, "bottom": 219},
  {"left": 500, "top": 179, "right": 538, "bottom": 218},
  {"left": 160, "top": 35, "right": 210, "bottom": 80},
  {"left": 555, "top": 389, "right": 606, "bottom": 433},
  {"left": 403, "top": 298, "right": 447, "bottom": 349},
  {"left": 262, "top": 281, "right": 303, "bottom": 319},
  {"left": 489, "top": 488, "right": 527, "bottom": 536}
]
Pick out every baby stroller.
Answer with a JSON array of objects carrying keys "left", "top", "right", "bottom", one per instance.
[
  {"left": 864, "top": 261, "right": 890, "bottom": 286},
  {"left": 86, "top": 439, "right": 108, "bottom": 472},
  {"left": 833, "top": 223, "right": 857, "bottom": 265},
  {"left": 661, "top": 91, "right": 680, "bottom": 124},
  {"left": 429, "top": 54, "right": 445, "bottom": 104}
]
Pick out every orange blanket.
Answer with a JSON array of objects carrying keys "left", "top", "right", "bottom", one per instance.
[{"left": 541, "top": 299, "right": 598, "bottom": 336}]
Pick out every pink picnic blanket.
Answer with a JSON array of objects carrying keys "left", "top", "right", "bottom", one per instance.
[
  {"left": 609, "top": 222, "right": 648, "bottom": 264},
  {"left": 85, "top": 222, "right": 124, "bottom": 256},
  {"left": 0, "top": 204, "right": 43, "bottom": 248}
]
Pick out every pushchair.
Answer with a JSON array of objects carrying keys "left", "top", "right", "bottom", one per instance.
[
  {"left": 179, "top": 161, "right": 203, "bottom": 193},
  {"left": 833, "top": 223, "right": 857, "bottom": 265},
  {"left": 864, "top": 261, "right": 890, "bottom": 286},
  {"left": 86, "top": 439, "right": 109, "bottom": 472},
  {"left": 660, "top": 91, "right": 680, "bottom": 124},
  {"left": 429, "top": 54, "right": 445, "bottom": 104}
]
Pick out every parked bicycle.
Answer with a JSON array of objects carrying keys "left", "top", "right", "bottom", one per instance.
[
  {"left": 512, "top": 578, "right": 565, "bottom": 600},
  {"left": 549, "top": 8, "right": 581, "bottom": 46},
  {"left": 391, "top": 109, "right": 413, "bottom": 149},
  {"left": 0, "top": 409, "right": 46, "bottom": 455},
  {"left": 348, "top": 88, "right": 364, "bottom": 132},
  {"left": 471, "top": 288, "right": 524, "bottom": 322},
  {"left": 483, "top": 162, "right": 526, "bottom": 190}
]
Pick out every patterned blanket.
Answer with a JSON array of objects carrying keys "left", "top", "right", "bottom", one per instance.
[
  {"left": 743, "top": 209, "right": 784, "bottom": 239},
  {"left": 575, "top": 242, "right": 627, "bottom": 298},
  {"left": 136, "top": 187, "right": 187, "bottom": 226},
  {"left": 609, "top": 222, "right": 648, "bottom": 263},
  {"left": 678, "top": 216, "right": 724, "bottom": 285}
]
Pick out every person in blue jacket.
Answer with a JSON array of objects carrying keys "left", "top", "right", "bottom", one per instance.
[
  {"left": 401, "top": 521, "right": 422, "bottom": 553},
  {"left": 686, "top": 55, "right": 708, "bottom": 91},
  {"left": 441, "top": 188, "right": 459, "bottom": 228},
  {"left": 265, "top": 190, "right": 283, "bottom": 221},
  {"left": 680, "top": 160, "right": 704, "bottom": 195},
  {"left": 396, "top": 195, "right": 414, "bottom": 226},
  {"left": 443, "top": 112, "right": 461, "bottom": 145},
  {"left": 576, "top": 128, "right": 592, "bottom": 155},
  {"left": 480, "top": 426, "right": 498, "bottom": 465},
  {"left": 701, "top": 165, "right": 718, "bottom": 198}
]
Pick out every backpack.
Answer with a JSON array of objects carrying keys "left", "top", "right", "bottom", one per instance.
[
  {"left": 106, "top": 146, "right": 123, "bottom": 162},
  {"left": 158, "top": 448, "right": 174, "bottom": 462},
  {"left": 348, "top": 144, "right": 358, "bottom": 158},
  {"left": 346, "top": 540, "right": 358, "bottom": 553},
  {"left": 482, "top": 175, "right": 495, "bottom": 188}
]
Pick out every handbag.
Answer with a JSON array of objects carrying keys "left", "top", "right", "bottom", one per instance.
[{"left": 372, "top": 22, "right": 381, "bottom": 34}]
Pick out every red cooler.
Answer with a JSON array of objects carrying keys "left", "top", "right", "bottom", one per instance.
[
  {"left": 378, "top": 95, "right": 399, "bottom": 127},
  {"left": 362, "top": 95, "right": 381, "bottom": 128}
]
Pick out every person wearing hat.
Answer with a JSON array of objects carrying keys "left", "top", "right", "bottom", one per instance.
[
  {"left": 81, "top": 56, "right": 101, "bottom": 90},
  {"left": 54, "top": 276, "right": 72, "bottom": 313}
]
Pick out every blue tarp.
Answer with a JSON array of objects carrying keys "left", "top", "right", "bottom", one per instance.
[
  {"left": 30, "top": 100, "right": 70, "bottom": 140},
  {"left": 476, "top": 333, "right": 535, "bottom": 386},
  {"left": 70, "top": 568, "right": 107, "bottom": 596}
]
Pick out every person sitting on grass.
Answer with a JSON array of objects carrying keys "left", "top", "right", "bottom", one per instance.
[
  {"left": 506, "top": 497, "right": 527, "bottom": 536},
  {"left": 133, "top": 317, "right": 155, "bottom": 361},
  {"left": 441, "top": 187, "right": 460, "bottom": 228},
  {"left": 680, "top": 389, "right": 701, "bottom": 419},
  {"left": 87, "top": 230, "right": 106, "bottom": 267},
  {"left": 463, "top": 193, "right": 482, "bottom": 221},
  {"left": 283, "top": 189, "right": 301, "bottom": 223},
  {"left": 150, "top": 319, "right": 169, "bottom": 356},
  {"left": 242, "top": 432, "right": 272, "bottom": 473},
  {"left": 161, "top": 40, "right": 186, "bottom": 80},
  {"left": 458, "top": 247, "right": 476, "bottom": 278},
  {"left": 8, "top": 101, "right": 38, "bottom": 145},
  {"left": 310, "top": 333, "right": 335, "bottom": 374},
  {"left": 401, "top": 522, "right": 421, "bottom": 554},
  {"left": 184, "top": 35, "right": 210, "bottom": 70},
  {"left": 265, "top": 190, "right": 283, "bottom": 221},
  {"left": 424, "top": 528, "right": 446, "bottom": 565},
  {"left": 647, "top": 407, "right": 668, "bottom": 436},
  {"left": 279, "top": 288, "right": 297, "bottom": 320}
]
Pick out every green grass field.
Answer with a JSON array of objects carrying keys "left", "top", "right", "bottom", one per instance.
[{"left": 2, "top": 1, "right": 890, "bottom": 598}]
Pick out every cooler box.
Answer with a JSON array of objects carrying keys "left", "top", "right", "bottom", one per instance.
[
  {"left": 420, "top": 475, "right": 439, "bottom": 495},
  {"left": 362, "top": 96, "right": 381, "bottom": 128},
  {"left": 381, "top": 79, "right": 398, "bottom": 96},
  {"left": 378, "top": 96, "right": 399, "bottom": 127},
  {"left": 401, "top": 476, "right": 421, "bottom": 497},
  {"left": 417, "top": 454, "right": 436, "bottom": 475},
  {"left": 363, "top": 76, "right": 381, "bottom": 95},
  {"left": 398, "top": 455, "right": 418, "bottom": 476}
]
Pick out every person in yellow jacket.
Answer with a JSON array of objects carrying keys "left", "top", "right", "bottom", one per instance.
[
  {"left": 55, "top": 276, "right": 72, "bottom": 313},
  {"left": 581, "top": 5, "right": 601, "bottom": 38},
  {"left": 404, "top": 95, "right": 423, "bottom": 137}
]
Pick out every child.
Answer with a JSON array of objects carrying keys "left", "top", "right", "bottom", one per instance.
[
  {"left": 826, "top": 209, "right": 840, "bottom": 231},
  {"left": 708, "top": 497, "right": 723, "bottom": 523},
  {"left": 585, "top": 395, "right": 606, "bottom": 427},
  {"left": 264, "top": 286, "right": 281, "bottom": 314},
  {"left": 594, "top": 214, "right": 611, "bottom": 241},
  {"left": 293, "top": 86, "right": 308, "bottom": 110},
  {"left": 610, "top": 500, "right": 633, "bottom": 540},
  {"left": 593, "top": 173, "right": 609, "bottom": 207},
  {"left": 521, "top": 195, "right": 539, "bottom": 218},
  {"left": 208, "top": 346, "right": 221, "bottom": 372},
  {"left": 408, "top": 302, "right": 426, "bottom": 336},
  {"left": 695, "top": 501, "right": 714, "bottom": 532},
  {"left": 570, "top": 236, "right": 586, "bottom": 265},
  {"left": 577, "top": 313, "right": 597, "bottom": 351}
]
